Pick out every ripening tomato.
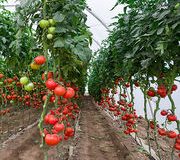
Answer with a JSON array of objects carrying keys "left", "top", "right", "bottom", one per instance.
[
  {"left": 0, "top": 73, "right": 4, "bottom": 79},
  {"left": 7, "top": 78, "right": 13, "bottom": 83},
  {"left": 63, "top": 107, "right": 69, "bottom": 115},
  {"left": 64, "top": 135, "right": 69, "bottom": 141},
  {"left": 30, "top": 62, "right": 40, "bottom": 70}
]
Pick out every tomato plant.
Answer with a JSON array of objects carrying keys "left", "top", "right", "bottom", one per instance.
[{"left": 89, "top": 0, "right": 180, "bottom": 159}]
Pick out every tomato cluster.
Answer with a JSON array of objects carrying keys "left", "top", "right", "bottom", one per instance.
[
  {"left": 41, "top": 72, "right": 80, "bottom": 146},
  {"left": 96, "top": 76, "right": 180, "bottom": 158},
  {"left": 0, "top": 73, "right": 46, "bottom": 113},
  {"left": 43, "top": 101, "right": 79, "bottom": 146},
  {"left": 98, "top": 79, "right": 138, "bottom": 135}
]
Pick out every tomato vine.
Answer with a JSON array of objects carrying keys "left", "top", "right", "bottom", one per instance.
[{"left": 89, "top": 0, "right": 180, "bottom": 159}]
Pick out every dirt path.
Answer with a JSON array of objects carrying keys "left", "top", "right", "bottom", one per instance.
[
  {"left": 0, "top": 126, "right": 44, "bottom": 160},
  {"left": 0, "top": 96, "right": 150, "bottom": 160},
  {"left": 71, "top": 96, "right": 142, "bottom": 160}
]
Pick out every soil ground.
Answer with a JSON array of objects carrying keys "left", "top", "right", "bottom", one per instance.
[
  {"left": 0, "top": 107, "right": 41, "bottom": 142},
  {"left": 0, "top": 96, "right": 178, "bottom": 160},
  {"left": 70, "top": 96, "right": 149, "bottom": 160}
]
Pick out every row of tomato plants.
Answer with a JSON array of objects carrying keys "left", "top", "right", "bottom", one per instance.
[
  {"left": 0, "top": 0, "right": 92, "bottom": 159},
  {"left": 0, "top": 55, "right": 83, "bottom": 158},
  {"left": 89, "top": 0, "right": 180, "bottom": 159}
]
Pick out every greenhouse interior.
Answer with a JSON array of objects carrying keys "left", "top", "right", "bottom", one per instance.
[{"left": 0, "top": 0, "right": 180, "bottom": 160}]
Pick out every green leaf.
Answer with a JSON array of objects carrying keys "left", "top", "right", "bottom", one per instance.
[
  {"left": 72, "top": 45, "right": 91, "bottom": 62},
  {"left": 2, "top": 37, "right": 6, "bottom": 44},
  {"left": 55, "top": 27, "right": 67, "bottom": 33},
  {"left": 157, "top": 27, "right": 164, "bottom": 35},
  {"left": 53, "top": 12, "right": 65, "bottom": 23},
  {"left": 54, "top": 38, "right": 64, "bottom": 48},
  {"left": 157, "top": 10, "right": 170, "bottom": 21},
  {"left": 172, "top": 22, "right": 180, "bottom": 29},
  {"left": 141, "top": 58, "right": 151, "bottom": 69}
]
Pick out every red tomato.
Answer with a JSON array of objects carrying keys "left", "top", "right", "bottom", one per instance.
[
  {"left": 171, "top": 84, "right": 177, "bottom": 91},
  {"left": 160, "top": 110, "right": 168, "bottom": 116},
  {"left": 167, "top": 114, "right": 177, "bottom": 121},
  {"left": 158, "top": 128, "right": 166, "bottom": 136},
  {"left": 128, "top": 103, "right": 134, "bottom": 108},
  {"left": 44, "top": 114, "right": 58, "bottom": 125},
  {"left": 167, "top": 131, "right": 177, "bottom": 139},
  {"left": 34, "top": 55, "right": 46, "bottom": 65},
  {"left": 147, "top": 90, "right": 156, "bottom": 97},
  {"left": 42, "top": 72, "right": 53, "bottom": 81},
  {"left": 63, "top": 87, "right": 75, "bottom": 99},
  {"left": 45, "top": 79, "right": 58, "bottom": 90},
  {"left": 174, "top": 143, "right": 180, "bottom": 150},
  {"left": 48, "top": 115, "right": 58, "bottom": 125},
  {"left": 65, "top": 127, "right": 74, "bottom": 137},
  {"left": 54, "top": 85, "right": 66, "bottom": 96},
  {"left": 53, "top": 123, "right": 65, "bottom": 132},
  {"left": 45, "top": 134, "right": 60, "bottom": 146},
  {"left": 157, "top": 85, "right": 167, "bottom": 98}
]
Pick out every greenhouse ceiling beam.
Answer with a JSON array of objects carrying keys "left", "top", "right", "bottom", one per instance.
[
  {"left": 85, "top": 6, "right": 110, "bottom": 32},
  {"left": 1, "top": 4, "right": 17, "bottom": 7},
  {"left": 92, "top": 38, "right": 101, "bottom": 48}
]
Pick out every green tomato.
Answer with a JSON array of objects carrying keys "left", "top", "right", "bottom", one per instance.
[
  {"left": 48, "top": 19, "right": 56, "bottom": 26},
  {"left": 47, "top": 34, "right": 53, "bottom": 40},
  {"left": 48, "top": 27, "right": 56, "bottom": 34},
  {"left": 20, "top": 77, "right": 29, "bottom": 85},
  {"left": 12, "top": 82, "right": 16, "bottom": 85},
  {"left": 0, "top": 82, "right": 3, "bottom": 85},
  {"left": 24, "top": 82, "right": 34, "bottom": 91},
  {"left": 175, "top": 3, "right": 180, "bottom": 9},
  {"left": 10, "top": 100, "right": 14, "bottom": 104},
  {"left": 39, "top": 19, "right": 49, "bottom": 29}
]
